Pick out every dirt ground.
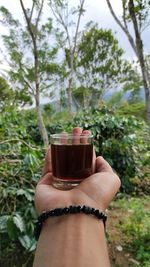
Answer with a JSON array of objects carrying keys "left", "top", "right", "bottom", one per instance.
[{"left": 108, "top": 207, "right": 141, "bottom": 267}]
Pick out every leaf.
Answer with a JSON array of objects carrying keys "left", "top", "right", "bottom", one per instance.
[
  {"left": 0, "top": 215, "right": 9, "bottom": 233},
  {"left": 17, "top": 188, "right": 33, "bottom": 201},
  {"left": 29, "top": 239, "right": 36, "bottom": 252},
  {"left": 17, "top": 189, "right": 25, "bottom": 196},
  {"left": 24, "top": 190, "right": 33, "bottom": 201},
  {"left": 7, "top": 216, "right": 18, "bottom": 239},
  {"left": 18, "top": 235, "right": 32, "bottom": 250},
  {"left": 13, "top": 213, "right": 25, "bottom": 232}
]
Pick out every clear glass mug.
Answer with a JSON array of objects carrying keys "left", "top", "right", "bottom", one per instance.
[{"left": 50, "top": 133, "right": 93, "bottom": 190}]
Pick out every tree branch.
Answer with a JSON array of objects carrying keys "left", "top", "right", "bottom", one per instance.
[
  {"left": 35, "top": 0, "right": 45, "bottom": 35},
  {"left": 19, "top": 0, "right": 35, "bottom": 46},
  {"left": 50, "top": 3, "right": 72, "bottom": 50},
  {"left": 72, "top": 0, "right": 85, "bottom": 55},
  {"left": 0, "top": 138, "right": 40, "bottom": 150},
  {"left": 19, "top": 0, "right": 40, "bottom": 93},
  {"left": 128, "top": 0, "right": 142, "bottom": 59},
  {"left": 106, "top": 0, "right": 138, "bottom": 56},
  {"left": 29, "top": 1, "right": 35, "bottom": 22}
]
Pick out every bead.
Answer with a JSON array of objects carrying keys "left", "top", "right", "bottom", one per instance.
[
  {"left": 76, "top": 205, "right": 82, "bottom": 212},
  {"left": 69, "top": 206, "right": 73, "bottom": 213},
  {"left": 35, "top": 205, "right": 107, "bottom": 240},
  {"left": 47, "top": 210, "right": 52, "bottom": 217},
  {"left": 97, "top": 212, "right": 103, "bottom": 219},
  {"left": 63, "top": 207, "right": 70, "bottom": 214},
  {"left": 44, "top": 212, "right": 49, "bottom": 220},
  {"left": 94, "top": 209, "right": 99, "bottom": 217},
  {"left": 91, "top": 208, "right": 96, "bottom": 215},
  {"left": 53, "top": 208, "right": 60, "bottom": 216},
  {"left": 57, "top": 208, "right": 64, "bottom": 215},
  {"left": 50, "top": 210, "right": 56, "bottom": 216},
  {"left": 71, "top": 206, "right": 78, "bottom": 213},
  {"left": 81, "top": 205, "right": 86, "bottom": 212},
  {"left": 40, "top": 213, "right": 46, "bottom": 220},
  {"left": 83, "top": 206, "right": 91, "bottom": 214}
]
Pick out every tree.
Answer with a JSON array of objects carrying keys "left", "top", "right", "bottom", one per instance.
[
  {"left": 106, "top": 0, "right": 150, "bottom": 126},
  {"left": 0, "top": 1, "right": 59, "bottom": 146},
  {"left": 74, "top": 23, "right": 139, "bottom": 108},
  {"left": 0, "top": 76, "right": 14, "bottom": 111},
  {"left": 48, "top": 0, "right": 85, "bottom": 113},
  {"left": 0, "top": 76, "right": 32, "bottom": 111}
]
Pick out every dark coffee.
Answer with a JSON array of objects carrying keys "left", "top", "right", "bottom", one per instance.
[{"left": 51, "top": 144, "right": 93, "bottom": 181}]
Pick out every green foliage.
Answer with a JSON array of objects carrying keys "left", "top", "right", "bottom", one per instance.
[
  {"left": 0, "top": 102, "right": 149, "bottom": 265},
  {"left": 42, "top": 103, "right": 148, "bottom": 193},
  {"left": 61, "top": 104, "right": 147, "bottom": 192},
  {"left": 0, "top": 76, "right": 32, "bottom": 111},
  {"left": 113, "top": 197, "right": 150, "bottom": 266},
  {"left": 107, "top": 90, "right": 125, "bottom": 108},
  {"left": 0, "top": 4, "right": 60, "bottom": 105},
  {"left": 117, "top": 101, "right": 145, "bottom": 119},
  {"left": 75, "top": 23, "right": 141, "bottom": 108},
  {"left": 0, "top": 109, "right": 43, "bottom": 263},
  {"left": 122, "top": 0, "right": 150, "bottom": 31}
]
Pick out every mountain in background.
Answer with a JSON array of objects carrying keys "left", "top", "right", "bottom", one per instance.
[{"left": 103, "top": 88, "right": 145, "bottom": 101}]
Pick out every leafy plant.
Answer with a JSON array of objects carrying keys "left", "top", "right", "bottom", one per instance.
[
  {"left": 62, "top": 105, "right": 146, "bottom": 192},
  {"left": 117, "top": 197, "right": 150, "bottom": 265},
  {"left": 0, "top": 109, "right": 43, "bottom": 265}
]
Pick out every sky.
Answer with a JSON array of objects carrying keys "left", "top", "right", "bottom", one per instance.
[
  {"left": 0, "top": 0, "right": 150, "bottom": 75},
  {"left": 0, "top": 0, "right": 149, "bottom": 106}
]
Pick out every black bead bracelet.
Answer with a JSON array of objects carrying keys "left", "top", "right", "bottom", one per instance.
[{"left": 35, "top": 205, "right": 107, "bottom": 240}]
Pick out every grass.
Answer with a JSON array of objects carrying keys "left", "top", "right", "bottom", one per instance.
[{"left": 108, "top": 195, "right": 150, "bottom": 267}]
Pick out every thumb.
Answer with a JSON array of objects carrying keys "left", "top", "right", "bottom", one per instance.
[
  {"left": 38, "top": 172, "right": 52, "bottom": 185},
  {"left": 96, "top": 156, "right": 114, "bottom": 174}
]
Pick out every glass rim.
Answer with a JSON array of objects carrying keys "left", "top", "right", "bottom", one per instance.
[{"left": 50, "top": 133, "right": 93, "bottom": 139}]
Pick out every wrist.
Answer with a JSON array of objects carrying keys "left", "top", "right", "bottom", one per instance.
[
  {"left": 36, "top": 205, "right": 107, "bottom": 240},
  {"left": 71, "top": 188, "right": 105, "bottom": 211},
  {"left": 41, "top": 211, "right": 105, "bottom": 236}
]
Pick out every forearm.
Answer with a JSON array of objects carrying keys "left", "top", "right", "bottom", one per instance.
[{"left": 33, "top": 214, "right": 110, "bottom": 267}]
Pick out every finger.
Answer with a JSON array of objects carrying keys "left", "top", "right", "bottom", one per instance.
[
  {"left": 81, "top": 129, "right": 91, "bottom": 144},
  {"left": 96, "top": 156, "right": 114, "bottom": 174},
  {"left": 42, "top": 147, "right": 52, "bottom": 176},
  {"left": 72, "top": 127, "right": 82, "bottom": 144},
  {"left": 72, "top": 127, "right": 83, "bottom": 134},
  {"left": 82, "top": 130, "right": 91, "bottom": 135},
  {"left": 60, "top": 132, "right": 68, "bottom": 144},
  {"left": 92, "top": 148, "right": 96, "bottom": 173}
]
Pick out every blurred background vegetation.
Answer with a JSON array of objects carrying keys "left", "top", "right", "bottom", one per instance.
[{"left": 0, "top": 0, "right": 150, "bottom": 266}]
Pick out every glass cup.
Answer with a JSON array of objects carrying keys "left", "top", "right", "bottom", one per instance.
[{"left": 50, "top": 133, "right": 93, "bottom": 190}]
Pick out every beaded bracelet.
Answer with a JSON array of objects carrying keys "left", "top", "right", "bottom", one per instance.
[{"left": 35, "top": 205, "right": 107, "bottom": 240}]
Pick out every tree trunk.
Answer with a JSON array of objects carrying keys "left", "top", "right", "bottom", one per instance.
[
  {"left": 106, "top": 0, "right": 150, "bottom": 127},
  {"left": 129, "top": 0, "right": 150, "bottom": 127},
  {"left": 67, "top": 76, "right": 73, "bottom": 113},
  {"left": 35, "top": 92, "right": 49, "bottom": 147},
  {"left": 145, "top": 90, "right": 150, "bottom": 127},
  {"left": 19, "top": 0, "right": 49, "bottom": 142},
  {"left": 83, "top": 91, "right": 88, "bottom": 109}
]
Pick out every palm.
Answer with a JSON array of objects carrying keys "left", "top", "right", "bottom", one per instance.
[
  {"left": 35, "top": 127, "right": 120, "bottom": 214},
  {"left": 35, "top": 175, "right": 73, "bottom": 214},
  {"left": 35, "top": 166, "right": 120, "bottom": 214}
]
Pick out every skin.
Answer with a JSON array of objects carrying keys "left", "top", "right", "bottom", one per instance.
[{"left": 33, "top": 127, "right": 121, "bottom": 267}]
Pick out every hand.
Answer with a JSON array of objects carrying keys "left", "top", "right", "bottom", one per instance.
[{"left": 35, "top": 128, "right": 121, "bottom": 214}]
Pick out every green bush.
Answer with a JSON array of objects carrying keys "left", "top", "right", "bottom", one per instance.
[
  {"left": 114, "top": 197, "right": 150, "bottom": 266},
  {"left": 62, "top": 105, "right": 146, "bottom": 193},
  {"left": 0, "top": 109, "right": 43, "bottom": 265},
  {"left": 0, "top": 104, "right": 149, "bottom": 266},
  {"left": 117, "top": 101, "right": 145, "bottom": 119}
]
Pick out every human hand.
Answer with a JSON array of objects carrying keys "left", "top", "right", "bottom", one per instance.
[{"left": 35, "top": 127, "right": 121, "bottom": 214}]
